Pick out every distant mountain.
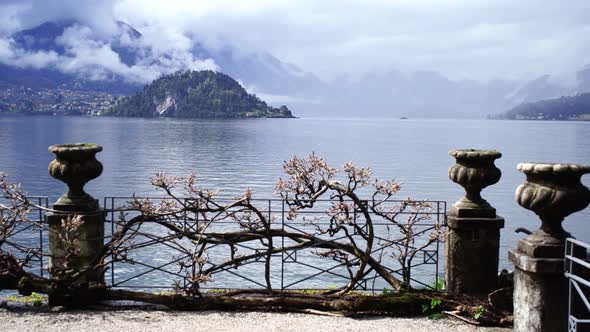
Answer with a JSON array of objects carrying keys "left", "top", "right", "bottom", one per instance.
[
  {"left": 577, "top": 66, "right": 590, "bottom": 92},
  {"left": 207, "top": 46, "right": 326, "bottom": 99},
  {"left": 105, "top": 70, "right": 294, "bottom": 118},
  {"left": 308, "top": 70, "right": 517, "bottom": 118},
  {"left": 494, "top": 92, "right": 590, "bottom": 120},
  {"left": 504, "top": 74, "right": 571, "bottom": 106},
  {"left": 0, "top": 21, "right": 142, "bottom": 94},
  {"left": 2, "top": 20, "right": 590, "bottom": 118},
  {"left": 11, "top": 20, "right": 142, "bottom": 67},
  {"left": 0, "top": 21, "right": 323, "bottom": 101}
]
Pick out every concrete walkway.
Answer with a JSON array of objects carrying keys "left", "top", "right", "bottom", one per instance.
[{"left": 0, "top": 310, "right": 511, "bottom": 332}]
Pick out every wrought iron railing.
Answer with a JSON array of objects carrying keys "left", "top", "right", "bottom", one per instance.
[
  {"left": 1, "top": 196, "right": 49, "bottom": 278},
  {"left": 565, "top": 238, "right": 590, "bottom": 331},
  {"left": 103, "top": 197, "right": 447, "bottom": 293}
]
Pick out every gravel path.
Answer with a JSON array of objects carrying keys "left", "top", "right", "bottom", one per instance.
[{"left": 0, "top": 310, "right": 510, "bottom": 332}]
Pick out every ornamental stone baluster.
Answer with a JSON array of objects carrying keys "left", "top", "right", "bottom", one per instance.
[
  {"left": 46, "top": 143, "right": 105, "bottom": 304},
  {"left": 509, "top": 163, "right": 590, "bottom": 332},
  {"left": 445, "top": 149, "right": 505, "bottom": 294}
]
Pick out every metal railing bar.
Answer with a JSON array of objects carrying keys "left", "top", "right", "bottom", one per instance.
[
  {"left": 112, "top": 255, "right": 190, "bottom": 286},
  {"left": 567, "top": 238, "right": 590, "bottom": 251},
  {"left": 104, "top": 196, "right": 445, "bottom": 203},
  {"left": 208, "top": 268, "right": 267, "bottom": 288},
  {"left": 572, "top": 279, "right": 590, "bottom": 313},
  {"left": 126, "top": 233, "right": 197, "bottom": 252},
  {"left": 566, "top": 255, "right": 590, "bottom": 270},
  {"left": 282, "top": 261, "right": 355, "bottom": 289},
  {"left": 566, "top": 273, "right": 590, "bottom": 291}
]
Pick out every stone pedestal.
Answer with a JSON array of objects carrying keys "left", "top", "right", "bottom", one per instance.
[
  {"left": 445, "top": 212, "right": 504, "bottom": 294},
  {"left": 46, "top": 202, "right": 105, "bottom": 283},
  {"left": 509, "top": 239, "right": 567, "bottom": 332}
]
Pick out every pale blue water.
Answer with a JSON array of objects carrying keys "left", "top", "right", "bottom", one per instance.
[{"left": 1, "top": 115, "right": 589, "bottom": 288}]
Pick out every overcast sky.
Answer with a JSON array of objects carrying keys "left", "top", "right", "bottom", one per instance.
[{"left": 1, "top": 0, "right": 589, "bottom": 83}]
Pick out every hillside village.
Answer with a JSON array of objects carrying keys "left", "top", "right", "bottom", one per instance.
[{"left": 0, "top": 87, "right": 123, "bottom": 115}]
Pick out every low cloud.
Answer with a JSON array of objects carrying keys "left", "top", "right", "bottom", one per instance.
[
  {"left": 239, "top": 80, "right": 321, "bottom": 106},
  {"left": 0, "top": 37, "right": 59, "bottom": 68},
  {"left": 54, "top": 24, "right": 217, "bottom": 83},
  {"left": 0, "top": 20, "right": 218, "bottom": 84},
  {"left": 0, "top": 0, "right": 589, "bottom": 84},
  {"left": 114, "top": 0, "right": 590, "bottom": 82}
]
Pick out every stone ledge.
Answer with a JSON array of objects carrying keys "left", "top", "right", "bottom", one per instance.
[
  {"left": 508, "top": 249, "right": 564, "bottom": 274},
  {"left": 447, "top": 215, "right": 505, "bottom": 229},
  {"left": 516, "top": 237, "right": 564, "bottom": 258},
  {"left": 46, "top": 210, "right": 106, "bottom": 224},
  {"left": 51, "top": 198, "right": 100, "bottom": 213},
  {"left": 449, "top": 205, "right": 497, "bottom": 218}
]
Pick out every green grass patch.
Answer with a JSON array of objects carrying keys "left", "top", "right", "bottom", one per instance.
[{"left": 8, "top": 292, "right": 47, "bottom": 306}]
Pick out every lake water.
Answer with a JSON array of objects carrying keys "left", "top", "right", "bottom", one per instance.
[{"left": 1, "top": 115, "right": 589, "bottom": 286}]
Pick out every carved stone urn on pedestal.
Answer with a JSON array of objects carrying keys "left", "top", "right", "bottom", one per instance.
[
  {"left": 46, "top": 143, "right": 105, "bottom": 290},
  {"left": 448, "top": 149, "right": 502, "bottom": 217},
  {"left": 445, "top": 149, "right": 504, "bottom": 294},
  {"left": 48, "top": 143, "right": 103, "bottom": 211},
  {"left": 515, "top": 162, "right": 590, "bottom": 250},
  {"left": 510, "top": 163, "right": 590, "bottom": 332}
]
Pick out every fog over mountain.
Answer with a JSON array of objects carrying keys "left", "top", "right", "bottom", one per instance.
[{"left": 1, "top": 0, "right": 589, "bottom": 117}]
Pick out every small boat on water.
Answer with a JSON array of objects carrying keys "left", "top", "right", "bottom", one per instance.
[{"left": 400, "top": 116, "right": 408, "bottom": 120}]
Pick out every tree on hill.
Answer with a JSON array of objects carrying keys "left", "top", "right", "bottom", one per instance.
[
  {"left": 107, "top": 70, "right": 294, "bottom": 118},
  {"left": 498, "top": 92, "right": 590, "bottom": 120}
]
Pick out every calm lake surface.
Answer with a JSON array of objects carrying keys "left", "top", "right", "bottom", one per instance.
[{"left": 1, "top": 115, "right": 589, "bottom": 275}]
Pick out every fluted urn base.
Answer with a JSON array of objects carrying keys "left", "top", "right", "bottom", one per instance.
[
  {"left": 517, "top": 219, "right": 571, "bottom": 260},
  {"left": 54, "top": 192, "right": 99, "bottom": 212},
  {"left": 450, "top": 196, "right": 497, "bottom": 218},
  {"left": 517, "top": 234, "right": 566, "bottom": 259}
]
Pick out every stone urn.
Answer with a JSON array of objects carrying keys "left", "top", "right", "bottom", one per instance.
[
  {"left": 449, "top": 149, "right": 502, "bottom": 217},
  {"left": 516, "top": 162, "right": 590, "bottom": 245},
  {"left": 48, "top": 143, "right": 103, "bottom": 210}
]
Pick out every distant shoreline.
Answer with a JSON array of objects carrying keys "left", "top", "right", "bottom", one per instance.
[
  {"left": 0, "top": 112, "right": 297, "bottom": 119},
  {"left": 486, "top": 116, "right": 590, "bottom": 122}
]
